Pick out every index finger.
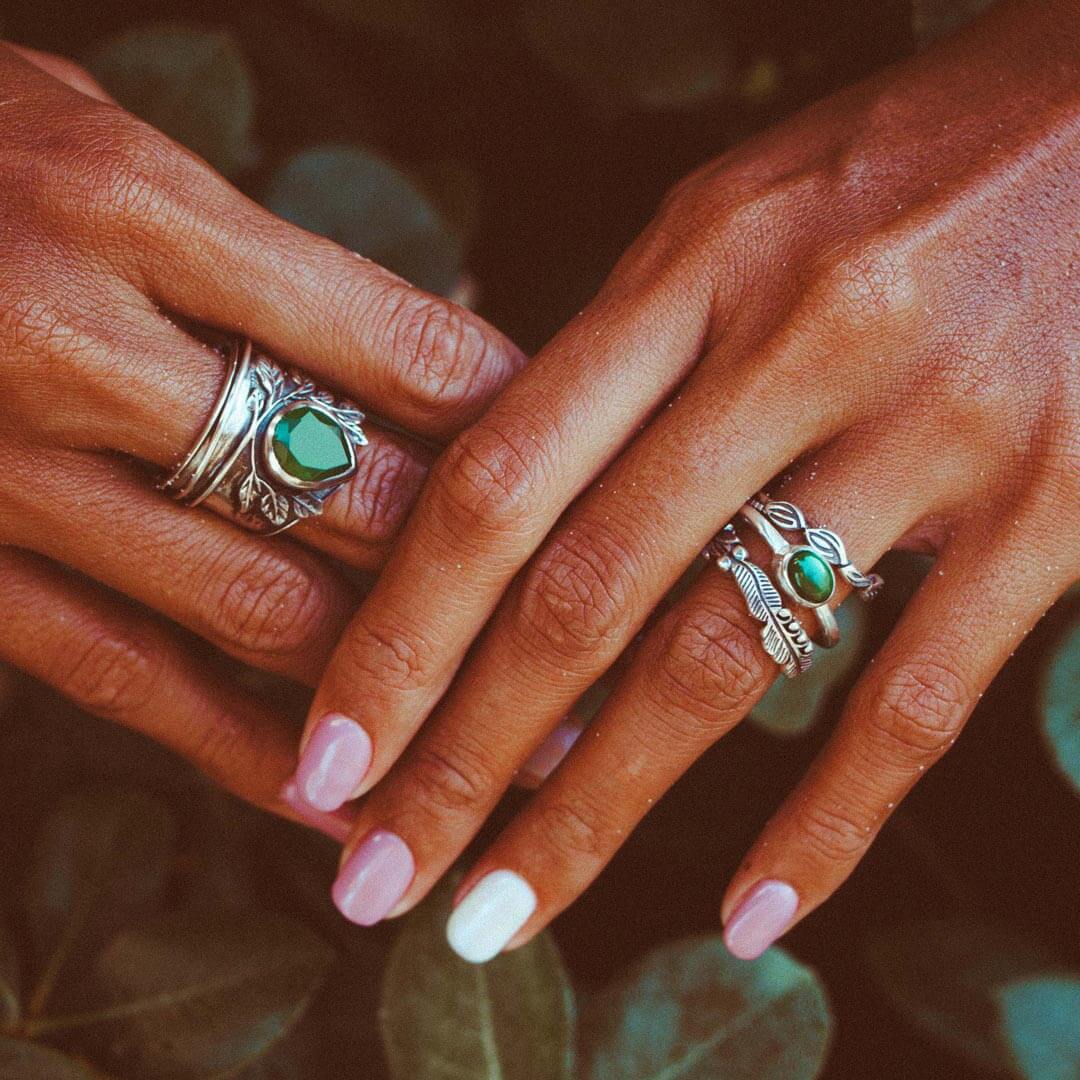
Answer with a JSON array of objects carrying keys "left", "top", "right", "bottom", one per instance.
[{"left": 294, "top": 236, "right": 714, "bottom": 811}]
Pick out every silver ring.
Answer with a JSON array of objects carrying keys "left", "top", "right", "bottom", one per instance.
[
  {"left": 162, "top": 339, "right": 368, "bottom": 535},
  {"left": 737, "top": 503, "right": 841, "bottom": 648},
  {"left": 749, "top": 494, "right": 884, "bottom": 600},
  {"left": 704, "top": 524, "right": 814, "bottom": 678}
]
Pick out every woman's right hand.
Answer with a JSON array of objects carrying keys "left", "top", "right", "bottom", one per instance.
[{"left": 0, "top": 43, "right": 524, "bottom": 832}]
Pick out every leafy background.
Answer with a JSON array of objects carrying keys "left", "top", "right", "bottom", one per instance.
[{"left": 1, "top": 0, "right": 1078, "bottom": 1076}]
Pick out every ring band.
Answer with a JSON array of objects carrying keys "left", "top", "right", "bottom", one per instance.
[
  {"left": 748, "top": 494, "right": 884, "bottom": 600},
  {"left": 737, "top": 503, "right": 840, "bottom": 647},
  {"left": 705, "top": 524, "right": 814, "bottom": 678},
  {"left": 162, "top": 339, "right": 368, "bottom": 535}
]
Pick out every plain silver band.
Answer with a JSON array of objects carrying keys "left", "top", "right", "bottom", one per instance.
[{"left": 738, "top": 503, "right": 841, "bottom": 648}]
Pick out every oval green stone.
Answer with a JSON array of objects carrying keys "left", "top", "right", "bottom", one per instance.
[
  {"left": 271, "top": 405, "right": 352, "bottom": 484},
  {"left": 787, "top": 549, "right": 835, "bottom": 605}
]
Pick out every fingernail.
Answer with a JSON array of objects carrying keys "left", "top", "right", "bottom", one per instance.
[
  {"left": 331, "top": 830, "right": 414, "bottom": 926},
  {"left": 279, "top": 780, "right": 354, "bottom": 844},
  {"left": 516, "top": 717, "right": 584, "bottom": 790},
  {"left": 723, "top": 880, "right": 799, "bottom": 960},
  {"left": 446, "top": 870, "right": 537, "bottom": 964},
  {"left": 293, "top": 713, "right": 372, "bottom": 812}
]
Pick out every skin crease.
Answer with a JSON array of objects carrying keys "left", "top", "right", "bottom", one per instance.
[
  {"left": 310, "top": 0, "right": 1080, "bottom": 954},
  {"left": 0, "top": 45, "right": 524, "bottom": 829}
]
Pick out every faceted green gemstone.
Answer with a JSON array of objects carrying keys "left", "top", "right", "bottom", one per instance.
[
  {"left": 271, "top": 405, "right": 352, "bottom": 484},
  {"left": 787, "top": 549, "right": 835, "bottom": 605}
]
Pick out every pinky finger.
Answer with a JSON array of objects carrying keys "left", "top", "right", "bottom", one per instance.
[
  {"left": 719, "top": 521, "right": 1074, "bottom": 961},
  {"left": 0, "top": 547, "right": 353, "bottom": 841}
]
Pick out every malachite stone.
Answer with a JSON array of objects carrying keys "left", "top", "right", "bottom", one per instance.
[
  {"left": 787, "top": 549, "right": 835, "bottom": 605},
  {"left": 270, "top": 405, "right": 352, "bottom": 484}
]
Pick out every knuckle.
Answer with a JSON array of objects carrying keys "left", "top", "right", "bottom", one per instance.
[
  {"left": 795, "top": 799, "right": 871, "bottom": 865},
  {"left": 213, "top": 549, "right": 331, "bottom": 660},
  {"left": 512, "top": 527, "right": 634, "bottom": 662},
  {"left": 862, "top": 659, "right": 971, "bottom": 763},
  {"left": 408, "top": 738, "right": 497, "bottom": 817},
  {"left": 337, "top": 614, "right": 435, "bottom": 693},
  {"left": 433, "top": 418, "right": 547, "bottom": 535},
  {"left": 652, "top": 600, "right": 770, "bottom": 733},
  {"left": 334, "top": 440, "right": 426, "bottom": 547},
  {"left": 60, "top": 626, "right": 157, "bottom": 720},
  {"left": 379, "top": 289, "right": 509, "bottom": 420},
  {"left": 532, "top": 793, "right": 619, "bottom": 863}
]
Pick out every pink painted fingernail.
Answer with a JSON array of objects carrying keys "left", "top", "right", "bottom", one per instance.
[
  {"left": 723, "top": 880, "right": 799, "bottom": 960},
  {"left": 293, "top": 713, "right": 372, "bottom": 812},
  {"left": 516, "top": 717, "right": 585, "bottom": 790},
  {"left": 332, "top": 831, "right": 415, "bottom": 926},
  {"left": 278, "top": 780, "right": 354, "bottom": 844}
]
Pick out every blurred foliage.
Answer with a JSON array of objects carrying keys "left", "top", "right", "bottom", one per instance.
[
  {"left": 1, "top": 0, "right": 1077, "bottom": 1077},
  {"left": 264, "top": 145, "right": 463, "bottom": 296},
  {"left": 88, "top": 25, "right": 258, "bottom": 178},
  {"left": 1041, "top": 621, "right": 1080, "bottom": 795},
  {"left": 578, "top": 938, "right": 830, "bottom": 1079},
  {"left": 380, "top": 876, "right": 575, "bottom": 1080}
]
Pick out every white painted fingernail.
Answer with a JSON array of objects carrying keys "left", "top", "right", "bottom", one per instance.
[{"left": 446, "top": 870, "right": 537, "bottom": 964}]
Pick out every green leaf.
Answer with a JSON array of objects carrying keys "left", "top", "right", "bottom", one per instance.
[
  {"left": 520, "top": 0, "right": 732, "bottom": 113},
  {"left": 22, "top": 787, "right": 175, "bottom": 1019},
  {"left": 1042, "top": 620, "right": 1080, "bottom": 795},
  {"left": 579, "top": 936, "right": 830, "bottom": 1079},
  {"left": 751, "top": 601, "right": 867, "bottom": 737},
  {"left": 999, "top": 977, "right": 1080, "bottom": 1080},
  {"left": 87, "top": 24, "right": 257, "bottom": 178},
  {"left": 912, "top": 0, "right": 999, "bottom": 46},
  {"left": 35, "top": 909, "right": 333, "bottom": 1079},
  {"left": 0, "top": 914, "right": 19, "bottom": 1031},
  {"left": 380, "top": 878, "right": 575, "bottom": 1080},
  {"left": 264, "top": 145, "right": 463, "bottom": 297},
  {"left": 0, "top": 1036, "right": 105, "bottom": 1079},
  {"left": 865, "top": 920, "right": 1059, "bottom": 1073}
]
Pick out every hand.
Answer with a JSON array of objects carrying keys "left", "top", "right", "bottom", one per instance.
[
  {"left": 304, "top": 0, "right": 1079, "bottom": 950},
  {"left": 0, "top": 43, "right": 523, "bottom": 834}
]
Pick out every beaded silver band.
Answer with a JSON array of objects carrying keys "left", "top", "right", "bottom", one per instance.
[{"left": 162, "top": 339, "right": 368, "bottom": 535}]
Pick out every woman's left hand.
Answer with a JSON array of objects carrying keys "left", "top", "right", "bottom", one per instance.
[{"left": 293, "top": 0, "right": 1079, "bottom": 959}]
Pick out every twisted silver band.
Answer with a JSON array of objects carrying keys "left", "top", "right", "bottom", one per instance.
[
  {"left": 749, "top": 494, "right": 884, "bottom": 599},
  {"left": 738, "top": 503, "right": 840, "bottom": 648},
  {"left": 162, "top": 339, "right": 368, "bottom": 535},
  {"left": 705, "top": 524, "right": 814, "bottom": 678}
]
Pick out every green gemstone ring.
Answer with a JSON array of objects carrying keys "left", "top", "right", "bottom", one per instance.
[{"left": 162, "top": 339, "right": 368, "bottom": 534}]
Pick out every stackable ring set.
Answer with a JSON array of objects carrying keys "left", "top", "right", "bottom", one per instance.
[
  {"left": 162, "top": 338, "right": 369, "bottom": 534},
  {"left": 706, "top": 496, "right": 884, "bottom": 678}
]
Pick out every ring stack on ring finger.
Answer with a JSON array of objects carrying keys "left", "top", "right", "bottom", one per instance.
[
  {"left": 163, "top": 338, "right": 369, "bottom": 535},
  {"left": 706, "top": 493, "right": 884, "bottom": 677}
]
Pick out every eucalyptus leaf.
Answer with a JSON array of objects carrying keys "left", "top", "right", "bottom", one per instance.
[
  {"left": 0, "top": 1036, "right": 105, "bottom": 1079},
  {"left": 520, "top": 0, "right": 732, "bottom": 113},
  {"left": 380, "top": 878, "right": 575, "bottom": 1080},
  {"left": 865, "top": 920, "right": 1058, "bottom": 1073},
  {"left": 264, "top": 145, "right": 463, "bottom": 297},
  {"left": 912, "top": 0, "right": 999, "bottom": 45},
  {"left": 751, "top": 601, "right": 867, "bottom": 737},
  {"left": 0, "top": 914, "right": 19, "bottom": 1031},
  {"left": 22, "top": 787, "right": 175, "bottom": 1019},
  {"left": 579, "top": 936, "right": 830, "bottom": 1080},
  {"left": 37, "top": 909, "right": 333, "bottom": 1080},
  {"left": 999, "top": 977, "right": 1080, "bottom": 1080},
  {"left": 87, "top": 25, "right": 257, "bottom": 178},
  {"left": 1041, "top": 621, "right": 1080, "bottom": 795}
]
